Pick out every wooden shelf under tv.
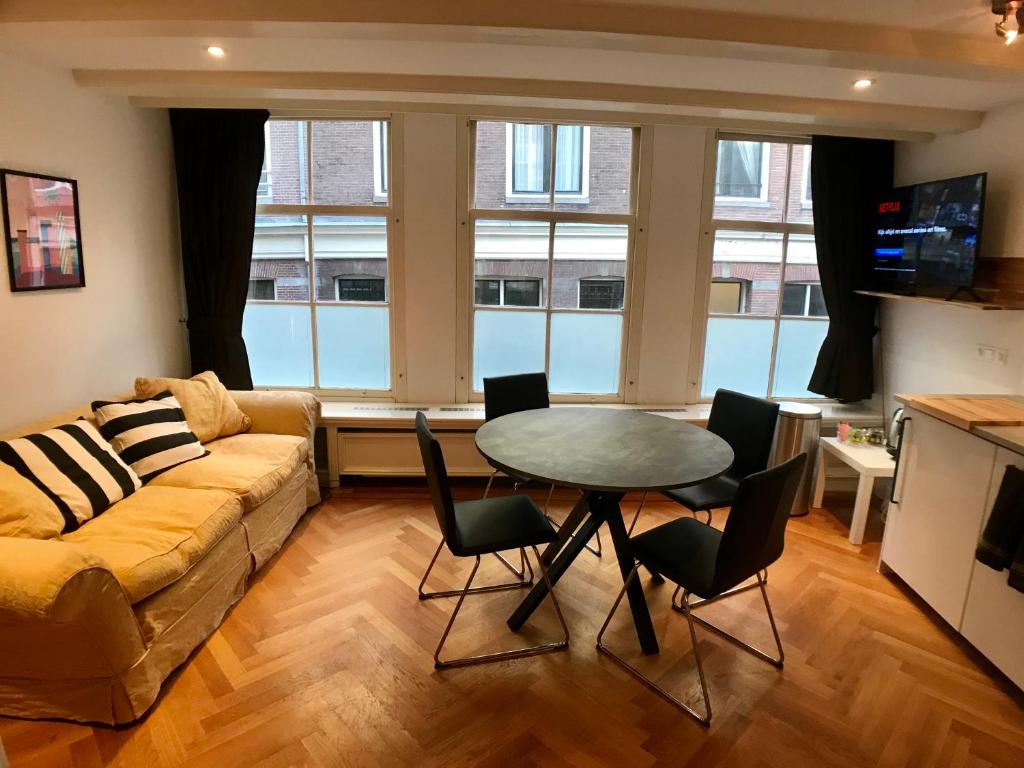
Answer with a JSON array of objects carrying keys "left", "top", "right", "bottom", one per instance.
[
  {"left": 857, "top": 257, "right": 1024, "bottom": 311},
  {"left": 855, "top": 290, "right": 1024, "bottom": 311}
]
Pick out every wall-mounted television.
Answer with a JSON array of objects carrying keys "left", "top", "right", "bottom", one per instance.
[{"left": 869, "top": 172, "right": 986, "bottom": 297}]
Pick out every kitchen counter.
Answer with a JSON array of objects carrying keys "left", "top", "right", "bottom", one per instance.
[{"left": 971, "top": 425, "right": 1024, "bottom": 456}]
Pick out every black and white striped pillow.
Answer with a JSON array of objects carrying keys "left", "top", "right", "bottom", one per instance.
[
  {"left": 92, "top": 392, "right": 207, "bottom": 482},
  {"left": 0, "top": 421, "right": 142, "bottom": 533}
]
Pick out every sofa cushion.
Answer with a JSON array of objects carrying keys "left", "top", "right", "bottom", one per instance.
[
  {"left": 65, "top": 486, "right": 242, "bottom": 603},
  {"left": 0, "top": 422, "right": 142, "bottom": 534},
  {"left": 149, "top": 434, "right": 306, "bottom": 513},
  {"left": 135, "top": 371, "right": 251, "bottom": 444},
  {"left": 0, "top": 464, "right": 67, "bottom": 540}
]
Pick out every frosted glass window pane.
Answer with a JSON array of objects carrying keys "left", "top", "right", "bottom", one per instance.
[
  {"left": 243, "top": 304, "right": 314, "bottom": 387},
  {"left": 316, "top": 305, "right": 391, "bottom": 389},
  {"left": 772, "top": 320, "right": 828, "bottom": 398},
  {"left": 472, "top": 311, "right": 546, "bottom": 391},
  {"left": 701, "top": 317, "right": 773, "bottom": 397},
  {"left": 549, "top": 313, "right": 622, "bottom": 395}
]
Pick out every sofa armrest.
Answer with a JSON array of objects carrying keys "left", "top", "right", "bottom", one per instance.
[
  {"left": 230, "top": 390, "right": 321, "bottom": 505},
  {"left": 0, "top": 537, "right": 146, "bottom": 678}
]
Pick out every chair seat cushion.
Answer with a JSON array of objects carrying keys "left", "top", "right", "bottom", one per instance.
[
  {"left": 149, "top": 434, "right": 306, "bottom": 512},
  {"left": 662, "top": 475, "right": 739, "bottom": 512},
  {"left": 631, "top": 517, "right": 722, "bottom": 599},
  {"left": 452, "top": 494, "right": 557, "bottom": 557},
  {"left": 65, "top": 486, "right": 243, "bottom": 603}
]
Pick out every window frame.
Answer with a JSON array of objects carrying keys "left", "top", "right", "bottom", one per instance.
[
  {"left": 714, "top": 138, "right": 771, "bottom": 205},
  {"left": 247, "top": 116, "right": 406, "bottom": 400},
  {"left": 689, "top": 131, "right": 828, "bottom": 403},
  {"left": 504, "top": 123, "right": 592, "bottom": 204},
  {"left": 460, "top": 119, "right": 647, "bottom": 404}
]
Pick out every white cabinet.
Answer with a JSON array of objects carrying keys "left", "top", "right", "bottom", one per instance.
[
  {"left": 881, "top": 408, "right": 998, "bottom": 626},
  {"left": 961, "top": 448, "right": 1024, "bottom": 689}
]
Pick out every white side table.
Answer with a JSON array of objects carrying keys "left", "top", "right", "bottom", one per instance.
[{"left": 812, "top": 437, "right": 895, "bottom": 545}]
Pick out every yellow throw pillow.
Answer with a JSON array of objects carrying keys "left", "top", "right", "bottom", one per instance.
[
  {"left": 134, "top": 371, "right": 251, "bottom": 444},
  {"left": 0, "top": 463, "right": 69, "bottom": 540}
]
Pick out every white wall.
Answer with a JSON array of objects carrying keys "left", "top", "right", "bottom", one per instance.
[
  {"left": 0, "top": 54, "right": 187, "bottom": 431},
  {"left": 883, "top": 101, "right": 1024, "bottom": 416}
]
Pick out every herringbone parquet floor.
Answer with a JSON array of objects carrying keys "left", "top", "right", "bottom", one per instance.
[{"left": 2, "top": 483, "right": 1022, "bottom": 768}]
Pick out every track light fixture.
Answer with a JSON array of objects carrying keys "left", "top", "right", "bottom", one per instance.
[{"left": 993, "top": 1, "right": 1022, "bottom": 44}]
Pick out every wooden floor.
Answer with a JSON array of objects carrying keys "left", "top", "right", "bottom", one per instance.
[{"left": 2, "top": 483, "right": 1023, "bottom": 768}]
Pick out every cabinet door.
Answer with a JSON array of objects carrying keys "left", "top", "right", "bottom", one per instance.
[
  {"left": 881, "top": 409, "right": 997, "bottom": 626},
  {"left": 961, "top": 447, "right": 1024, "bottom": 688}
]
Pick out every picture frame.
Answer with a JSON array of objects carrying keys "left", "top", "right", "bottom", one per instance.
[{"left": 1, "top": 168, "right": 85, "bottom": 292}]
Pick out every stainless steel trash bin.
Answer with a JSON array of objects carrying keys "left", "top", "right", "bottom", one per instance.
[{"left": 770, "top": 401, "right": 822, "bottom": 517}]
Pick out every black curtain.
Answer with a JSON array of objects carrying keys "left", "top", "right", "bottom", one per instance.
[
  {"left": 170, "top": 108, "right": 269, "bottom": 390},
  {"left": 807, "top": 136, "right": 894, "bottom": 402}
]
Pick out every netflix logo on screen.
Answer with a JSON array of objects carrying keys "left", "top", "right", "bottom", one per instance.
[{"left": 878, "top": 201, "right": 901, "bottom": 214}]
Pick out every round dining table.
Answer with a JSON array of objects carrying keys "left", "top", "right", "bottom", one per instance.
[{"left": 475, "top": 407, "right": 734, "bottom": 655}]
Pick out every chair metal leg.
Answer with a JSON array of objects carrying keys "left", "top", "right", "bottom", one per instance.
[
  {"left": 671, "top": 570, "right": 784, "bottom": 667},
  {"left": 626, "top": 493, "right": 648, "bottom": 536},
  {"left": 671, "top": 569, "right": 769, "bottom": 610},
  {"left": 596, "top": 563, "right": 712, "bottom": 726},
  {"left": 419, "top": 538, "right": 533, "bottom": 600},
  {"left": 434, "top": 546, "right": 569, "bottom": 669},
  {"left": 482, "top": 469, "right": 529, "bottom": 580}
]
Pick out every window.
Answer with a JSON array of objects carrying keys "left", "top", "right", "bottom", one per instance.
[
  {"left": 470, "top": 121, "right": 636, "bottom": 397},
  {"left": 247, "top": 279, "right": 276, "bottom": 301},
  {"left": 781, "top": 283, "right": 826, "bottom": 317},
  {"left": 506, "top": 124, "right": 590, "bottom": 200},
  {"left": 715, "top": 140, "right": 768, "bottom": 201},
  {"left": 699, "top": 136, "right": 826, "bottom": 399},
  {"left": 475, "top": 278, "right": 542, "bottom": 307},
  {"left": 243, "top": 119, "right": 395, "bottom": 392},
  {"left": 709, "top": 279, "right": 745, "bottom": 314},
  {"left": 256, "top": 124, "right": 272, "bottom": 203},
  {"left": 337, "top": 276, "right": 386, "bottom": 302},
  {"left": 579, "top": 278, "right": 624, "bottom": 309},
  {"left": 372, "top": 120, "right": 388, "bottom": 198}
]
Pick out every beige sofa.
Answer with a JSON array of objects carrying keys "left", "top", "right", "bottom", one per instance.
[{"left": 0, "top": 390, "right": 320, "bottom": 725}]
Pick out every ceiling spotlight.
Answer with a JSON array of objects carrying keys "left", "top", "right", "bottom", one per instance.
[
  {"left": 852, "top": 78, "right": 875, "bottom": 89},
  {"left": 206, "top": 45, "right": 225, "bottom": 58}
]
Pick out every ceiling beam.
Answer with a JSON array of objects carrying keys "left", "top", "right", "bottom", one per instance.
[
  {"left": 6, "top": 0, "right": 1023, "bottom": 77},
  {"left": 74, "top": 69, "right": 983, "bottom": 135}
]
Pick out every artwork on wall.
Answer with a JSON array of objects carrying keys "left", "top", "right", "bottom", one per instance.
[{"left": 1, "top": 169, "right": 84, "bottom": 291}]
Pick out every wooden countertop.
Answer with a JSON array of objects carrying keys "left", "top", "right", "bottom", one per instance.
[{"left": 895, "top": 394, "right": 1024, "bottom": 431}]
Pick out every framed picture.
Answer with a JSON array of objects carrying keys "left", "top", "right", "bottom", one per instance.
[{"left": 1, "top": 169, "right": 84, "bottom": 291}]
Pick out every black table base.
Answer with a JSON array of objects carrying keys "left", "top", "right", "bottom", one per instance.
[{"left": 507, "top": 491, "right": 660, "bottom": 655}]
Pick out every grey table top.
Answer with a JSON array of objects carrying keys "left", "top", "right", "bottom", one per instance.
[{"left": 475, "top": 407, "right": 734, "bottom": 493}]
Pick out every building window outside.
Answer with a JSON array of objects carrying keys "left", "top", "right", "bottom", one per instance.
[
  {"left": 372, "top": 120, "right": 388, "bottom": 198},
  {"left": 473, "top": 121, "right": 636, "bottom": 397},
  {"left": 715, "top": 140, "right": 768, "bottom": 201},
  {"left": 506, "top": 124, "right": 590, "bottom": 201},
  {"left": 708, "top": 279, "right": 745, "bottom": 314},
  {"left": 700, "top": 135, "right": 826, "bottom": 400},
  {"left": 247, "top": 278, "right": 276, "bottom": 301},
  {"left": 337, "top": 276, "right": 386, "bottom": 303},
  {"left": 475, "top": 277, "right": 542, "bottom": 307},
  {"left": 243, "top": 119, "right": 394, "bottom": 392},
  {"left": 257, "top": 124, "right": 272, "bottom": 203},
  {"left": 579, "top": 278, "right": 624, "bottom": 310}
]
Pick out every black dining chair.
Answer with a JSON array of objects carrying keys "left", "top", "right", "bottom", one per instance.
[
  {"left": 483, "top": 372, "right": 602, "bottom": 558},
  {"left": 415, "top": 412, "right": 570, "bottom": 668},
  {"left": 598, "top": 453, "right": 806, "bottom": 725},
  {"left": 628, "top": 389, "right": 780, "bottom": 534}
]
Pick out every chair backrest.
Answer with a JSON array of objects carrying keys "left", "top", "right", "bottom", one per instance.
[
  {"left": 482, "top": 372, "right": 550, "bottom": 422},
  {"left": 415, "top": 412, "right": 457, "bottom": 542},
  {"left": 710, "top": 452, "right": 806, "bottom": 595},
  {"left": 706, "top": 389, "right": 780, "bottom": 480}
]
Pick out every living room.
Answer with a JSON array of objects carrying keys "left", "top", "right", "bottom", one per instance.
[{"left": 0, "top": 2, "right": 1023, "bottom": 766}]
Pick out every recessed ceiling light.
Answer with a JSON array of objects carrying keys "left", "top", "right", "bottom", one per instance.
[
  {"left": 852, "top": 78, "right": 875, "bottom": 89},
  {"left": 206, "top": 46, "right": 225, "bottom": 58}
]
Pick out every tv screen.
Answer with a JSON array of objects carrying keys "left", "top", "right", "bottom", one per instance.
[{"left": 871, "top": 172, "right": 986, "bottom": 291}]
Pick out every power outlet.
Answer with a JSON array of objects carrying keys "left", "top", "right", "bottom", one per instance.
[{"left": 977, "top": 344, "right": 1009, "bottom": 366}]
